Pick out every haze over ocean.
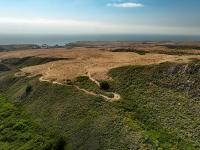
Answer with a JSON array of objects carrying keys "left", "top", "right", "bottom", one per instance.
[{"left": 0, "top": 34, "right": 200, "bottom": 46}]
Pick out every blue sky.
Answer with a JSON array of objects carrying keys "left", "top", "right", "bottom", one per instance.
[{"left": 0, "top": 0, "right": 199, "bottom": 35}]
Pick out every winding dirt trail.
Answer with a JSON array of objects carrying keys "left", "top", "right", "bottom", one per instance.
[
  {"left": 74, "top": 85, "right": 120, "bottom": 102},
  {"left": 38, "top": 63, "right": 121, "bottom": 102},
  {"left": 87, "top": 72, "right": 100, "bottom": 86},
  {"left": 86, "top": 72, "right": 121, "bottom": 101}
]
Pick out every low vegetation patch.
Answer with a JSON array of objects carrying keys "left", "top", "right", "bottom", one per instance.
[
  {"left": 0, "top": 63, "right": 10, "bottom": 72},
  {"left": 0, "top": 44, "right": 40, "bottom": 51},
  {"left": 164, "top": 44, "right": 200, "bottom": 50},
  {"left": 112, "top": 48, "right": 148, "bottom": 55},
  {"left": 190, "top": 58, "right": 200, "bottom": 63},
  {"left": 2, "top": 56, "right": 70, "bottom": 68},
  {"left": 154, "top": 50, "right": 200, "bottom": 56}
]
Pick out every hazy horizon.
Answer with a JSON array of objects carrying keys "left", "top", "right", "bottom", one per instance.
[
  {"left": 1, "top": 34, "right": 200, "bottom": 46},
  {"left": 0, "top": 0, "right": 200, "bottom": 35}
]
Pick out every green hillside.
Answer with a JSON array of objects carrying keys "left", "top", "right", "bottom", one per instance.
[
  {"left": 0, "top": 71, "right": 151, "bottom": 149},
  {"left": 0, "top": 58, "right": 200, "bottom": 149},
  {"left": 0, "top": 94, "right": 65, "bottom": 150},
  {"left": 109, "top": 59, "right": 200, "bottom": 149}
]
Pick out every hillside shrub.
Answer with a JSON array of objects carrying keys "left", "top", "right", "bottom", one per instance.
[
  {"left": 100, "top": 81, "right": 110, "bottom": 90},
  {"left": 26, "top": 85, "right": 32, "bottom": 96},
  {"left": 52, "top": 137, "right": 66, "bottom": 150}
]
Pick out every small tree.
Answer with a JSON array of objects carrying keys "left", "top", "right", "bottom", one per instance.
[
  {"left": 100, "top": 81, "right": 110, "bottom": 91},
  {"left": 26, "top": 85, "right": 32, "bottom": 96},
  {"left": 53, "top": 137, "right": 66, "bottom": 150}
]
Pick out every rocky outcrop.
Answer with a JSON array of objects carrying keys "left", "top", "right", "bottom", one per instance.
[
  {"left": 154, "top": 62, "right": 200, "bottom": 100},
  {"left": 166, "top": 64, "right": 200, "bottom": 75}
]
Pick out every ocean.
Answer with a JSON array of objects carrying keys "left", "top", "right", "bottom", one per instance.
[{"left": 0, "top": 34, "right": 200, "bottom": 46}]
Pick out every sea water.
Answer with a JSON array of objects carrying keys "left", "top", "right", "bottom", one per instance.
[{"left": 0, "top": 34, "right": 199, "bottom": 46}]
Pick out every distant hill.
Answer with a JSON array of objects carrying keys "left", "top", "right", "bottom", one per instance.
[{"left": 0, "top": 44, "right": 40, "bottom": 51}]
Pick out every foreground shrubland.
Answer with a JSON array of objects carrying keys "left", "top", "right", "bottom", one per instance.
[{"left": 0, "top": 57, "right": 200, "bottom": 149}]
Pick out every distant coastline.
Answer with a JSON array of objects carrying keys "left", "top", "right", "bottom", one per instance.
[{"left": 0, "top": 34, "right": 200, "bottom": 46}]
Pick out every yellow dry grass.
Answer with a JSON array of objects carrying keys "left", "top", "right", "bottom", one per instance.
[{"left": 0, "top": 47, "right": 200, "bottom": 82}]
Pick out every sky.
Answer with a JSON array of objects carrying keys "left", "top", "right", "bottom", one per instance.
[{"left": 0, "top": 0, "right": 199, "bottom": 35}]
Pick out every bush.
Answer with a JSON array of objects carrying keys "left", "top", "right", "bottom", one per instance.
[
  {"left": 26, "top": 85, "right": 32, "bottom": 96},
  {"left": 132, "top": 50, "right": 147, "bottom": 55},
  {"left": 100, "top": 81, "right": 110, "bottom": 90},
  {"left": 52, "top": 137, "right": 66, "bottom": 150}
]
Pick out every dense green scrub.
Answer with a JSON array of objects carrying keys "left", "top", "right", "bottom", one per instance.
[
  {"left": 110, "top": 60, "right": 200, "bottom": 149},
  {"left": 0, "top": 94, "right": 65, "bottom": 150},
  {"left": 112, "top": 48, "right": 200, "bottom": 56},
  {"left": 0, "top": 71, "right": 152, "bottom": 149},
  {"left": 0, "top": 57, "right": 200, "bottom": 149}
]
